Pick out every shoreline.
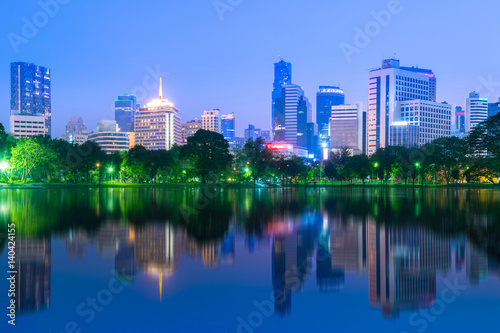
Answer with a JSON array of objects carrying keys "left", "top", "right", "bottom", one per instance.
[{"left": 0, "top": 182, "right": 498, "bottom": 189}]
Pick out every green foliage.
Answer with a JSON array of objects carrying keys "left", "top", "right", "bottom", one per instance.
[
  {"left": 11, "top": 139, "right": 57, "bottom": 182},
  {"left": 180, "top": 130, "right": 233, "bottom": 183}
]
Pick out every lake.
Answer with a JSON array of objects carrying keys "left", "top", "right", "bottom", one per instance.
[{"left": 1, "top": 187, "right": 500, "bottom": 333}]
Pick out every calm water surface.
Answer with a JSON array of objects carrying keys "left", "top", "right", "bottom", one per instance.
[{"left": 1, "top": 187, "right": 500, "bottom": 333}]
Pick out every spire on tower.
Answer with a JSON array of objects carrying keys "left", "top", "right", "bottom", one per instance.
[{"left": 159, "top": 77, "right": 163, "bottom": 99}]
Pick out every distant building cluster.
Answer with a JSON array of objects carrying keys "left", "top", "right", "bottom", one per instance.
[{"left": 8, "top": 59, "right": 500, "bottom": 156}]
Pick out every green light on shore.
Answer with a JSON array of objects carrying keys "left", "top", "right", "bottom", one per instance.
[
  {"left": 374, "top": 163, "right": 379, "bottom": 168},
  {"left": 108, "top": 167, "right": 114, "bottom": 172}
]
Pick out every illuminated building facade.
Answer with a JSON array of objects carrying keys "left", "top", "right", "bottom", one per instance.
[
  {"left": 10, "top": 62, "right": 51, "bottom": 137},
  {"left": 317, "top": 86, "right": 345, "bottom": 144},
  {"left": 88, "top": 120, "right": 130, "bottom": 153},
  {"left": 201, "top": 110, "right": 222, "bottom": 134},
  {"left": 181, "top": 120, "right": 202, "bottom": 144},
  {"left": 134, "top": 78, "right": 181, "bottom": 150},
  {"left": 272, "top": 59, "right": 292, "bottom": 141}
]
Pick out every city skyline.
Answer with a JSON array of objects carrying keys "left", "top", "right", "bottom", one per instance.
[{"left": 2, "top": 0, "right": 500, "bottom": 138}]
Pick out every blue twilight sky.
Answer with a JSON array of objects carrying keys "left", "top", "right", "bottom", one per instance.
[{"left": 1, "top": 0, "right": 500, "bottom": 138}]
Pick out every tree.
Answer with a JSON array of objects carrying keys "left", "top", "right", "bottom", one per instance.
[
  {"left": 241, "top": 138, "right": 274, "bottom": 183},
  {"left": 348, "top": 154, "right": 372, "bottom": 185},
  {"left": 122, "top": 145, "right": 151, "bottom": 182},
  {"left": 468, "top": 113, "right": 500, "bottom": 158},
  {"left": 10, "top": 139, "right": 57, "bottom": 182},
  {"left": 180, "top": 130, "right": 233, "bottom": 183},
  {"left": 323, "top": 159, "right": 338, "bottom": 184}
]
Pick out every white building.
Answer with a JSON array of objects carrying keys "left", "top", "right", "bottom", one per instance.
[
  {"left": 88, "top": 120, "right": 130, "bottom": 153},
  {"left": 134, "top": 78, "right": 181, "bottom": 150},
  {"left": 368, "top": 59, "right": 435, "bottom": 155},
  {"left": 9, "top": 114, "right": 46, "bottom": 139},
  {"left": 398, "top": 100, "right": 452, "bottom": 146},
  {"left": 63, "top": 116, "right": 88, "bottom": 144},
  {"left": 466, "top": 92, "right": 488, "bottom": 133},
  {"left": 201, "top": 110, "right": 221, "bottom": 133},
  {"left": 330, "top": 103, "right": 364, "bottom": 154},
  {"left": 284, "top": 84, "right": 311, "bottom": 155}
]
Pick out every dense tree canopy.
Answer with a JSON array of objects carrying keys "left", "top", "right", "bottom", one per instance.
[{"left": 0, "top": 113, "right": 499, "bottom": 185}]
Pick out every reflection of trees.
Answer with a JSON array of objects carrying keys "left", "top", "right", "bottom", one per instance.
[{"left": 1, "top": 187, "right": 500, "bottom": 260}]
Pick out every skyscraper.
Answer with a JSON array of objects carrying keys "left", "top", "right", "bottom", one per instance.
[
  {"left": 488, "top": 100, "right": 500, "bottom": 118},
  {"left": 330, "top": 103, "right": 363, "bottom": 153},
  {"left": 115, "top": 94, "right": 139, "bottom": 132},
  {"left": 221, "top": 113, "right": 235, "bottom": 144},
  {"left": 181, "top": 120, "right": 202, "bottom": 145},
  {"left": 316, "top": 86, "right": 345, "bottom": 143},
  {"left": 454, "top": 106, "right": 466, "bottom": 137},
  {"left": 367, "top": 59, "right": 436, "bottom": 155},
  {"left": 398, "top": 100, "right": 452, "bottom": 145},
  {"left": 134, "top": 78, "right": 181, "bottom": 150},
  {"left": 10, "top": 62, "right": 51, "bottom": 137},
  {"left": 284, "top": 84, "right": 311, "bottom": 155},
  {"left": 63, "top": 116, "right": 88, "bottom": 144},
  {"left": 272, "top": 59, "right": 292, "bottom": 141},
  {"left": 201, "top": 110, "right": 222, "bottom": 133},
  {"left": 466, "top": 92, "right": 488, "bottom": 133}
]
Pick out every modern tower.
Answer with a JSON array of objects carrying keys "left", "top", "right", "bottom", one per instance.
[
  {"left": 63, "top": 116, "right": 88, "bottom": 144},
  {"left": 134, "top": 78, "right": 181, "bottom": 150},
  {"left": 115, "top": 94, "right": 139, "bottom": 132},
  {"left": 330, "top": 103, "right": 364, "bottom": 153},
  {"left": 367, "top": 59, "right": 436, "bottom": 154},
  {"left": 488, "top": 99, "right": 500, "bottom": 118},
  {"left": 316, "top": 86, "right": 345, "bottom": 144},
  {"left": 201, "top": 110, "right": 222, "bottom": 133},
  {"left": 284, "top": 84, "right": 311, "bottom": 155},
  {"left": 272, "top": 59, "right": 292, "bottom": 141},
  {"left": 221, "top": 113, "right": 235, "bottom": 144},
  {"left": 454, "top": 106, "right": 466, "bottom": 137},
  {"left": 466, "top": 92, "right": 488, "bottom": 133},
  {"left": 10, "top": 62, "right": 51, "bottom": 137}
]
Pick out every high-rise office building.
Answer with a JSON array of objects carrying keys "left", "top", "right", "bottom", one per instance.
[
  {"left": 272, "top": 59, "right": 292, "bottom": 141},
  {"left": 488, "top": 100, "right": 500, "bottom": 118},
  {"left": 10, "top": 115, "right": 46, "bottom": 139},
  {"left": 454, "top": 106, "right": 466, "bottom": 137},
  {"left": 330, "top": 103, "right": 364, "bottom": 153},
  {"left": 221, "top": 113, "right": 235, "bottom": 144},
  {"left": 10, "top": 62, "right": 51, "bottom": 137},
  {"left": 201, "top": 110, "right": 222, "bottom": 133},
  {"left": 367, "top": 59, "right": 435, "bottom": 155},
  {"left": 134, "top": 79, "right": 181, "bottom": 150},
  {"left": 316, "top": 86, "right": 345, "bottom": 144},
  {"left": 63, "top": 116, "right": 88, "bottom": 144},
  {"left": 466, "top": 92, "right": 488, "bottom": 133},
  {"left": 389, "top": 122, "right": 420, "bottom": 148},
  {"left": 115, "top": 94, "right": 139, "bottom": 132},
  {"left": 398, "top": 100, "right": 452, "bottom": 146},
  {"left": 88, "top": 120, "right": 131, "bottom": 153},
  {"left": 244, "top": 124, "right": 262, "bottom": 141},
  {"left": 181, "top": 120, "right": 202, "bottom": 144},
  {"left": 284, "top": 84, "right": 311, "bottom": 155}
]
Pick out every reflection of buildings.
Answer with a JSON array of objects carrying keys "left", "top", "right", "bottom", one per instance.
[
  {"left": 454, "top": 240, "right": 466, "bottom": 273},
  {"left": 368, "top": 221, "right": 451, "bottom": 318},
  {"left": 271, "top": 225, "right": 315, "bottom": 316},
  {"left": 466, "top": 240, "right": 489, "bottom": 286},
  {"left": 135, "top": 223, "right": 181, "bottom": 299},
  {"left": 15, "top": 237, "right": 51, "bottom": 314},
  {"left": 65, "top": 229, "right": 88, "bottom": 261}
]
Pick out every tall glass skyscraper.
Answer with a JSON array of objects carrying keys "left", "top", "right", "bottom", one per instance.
[
  {"left": 10, "top": 62, "right": 51, "bottom": 136},
  {"left": 316, "top": 86, "right": 345, "bottom": 144},
  {"left": 272, "top": 59, "right": 292, "bottom": 141},
  {"left": 115, "top": 95, "right": 139, "bottom": 132},
  {"left": 221, "top": 113, "right": 235, "bottom": 145}
]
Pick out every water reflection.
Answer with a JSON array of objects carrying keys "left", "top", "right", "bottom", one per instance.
[{"left": 1, "top": 187, "right": 500, "bottom": 325}]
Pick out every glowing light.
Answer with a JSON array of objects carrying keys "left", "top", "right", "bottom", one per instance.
[
  {"left": 0, "top": 161, "right": 9, "bottom": 172},
  {"left": 96, "top": 163, "right": 100, "bottom": 168},
  {"left": 108, "top": 167, "right": 114, "bottom": 172}
]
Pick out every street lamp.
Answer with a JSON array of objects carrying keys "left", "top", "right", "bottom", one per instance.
[
  {"left": 96, "top": 163, "right": 101, "bottom": 185},
  {"left": 108, "top": 167, "right": 114, "bottom": 182},
  {"left": 0, "top": 161, "right": 8, "bottom": 172}
]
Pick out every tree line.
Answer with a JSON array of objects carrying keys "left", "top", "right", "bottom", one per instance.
[{"left": 0, "top": 113, "right": 499, "bottom": 185}]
